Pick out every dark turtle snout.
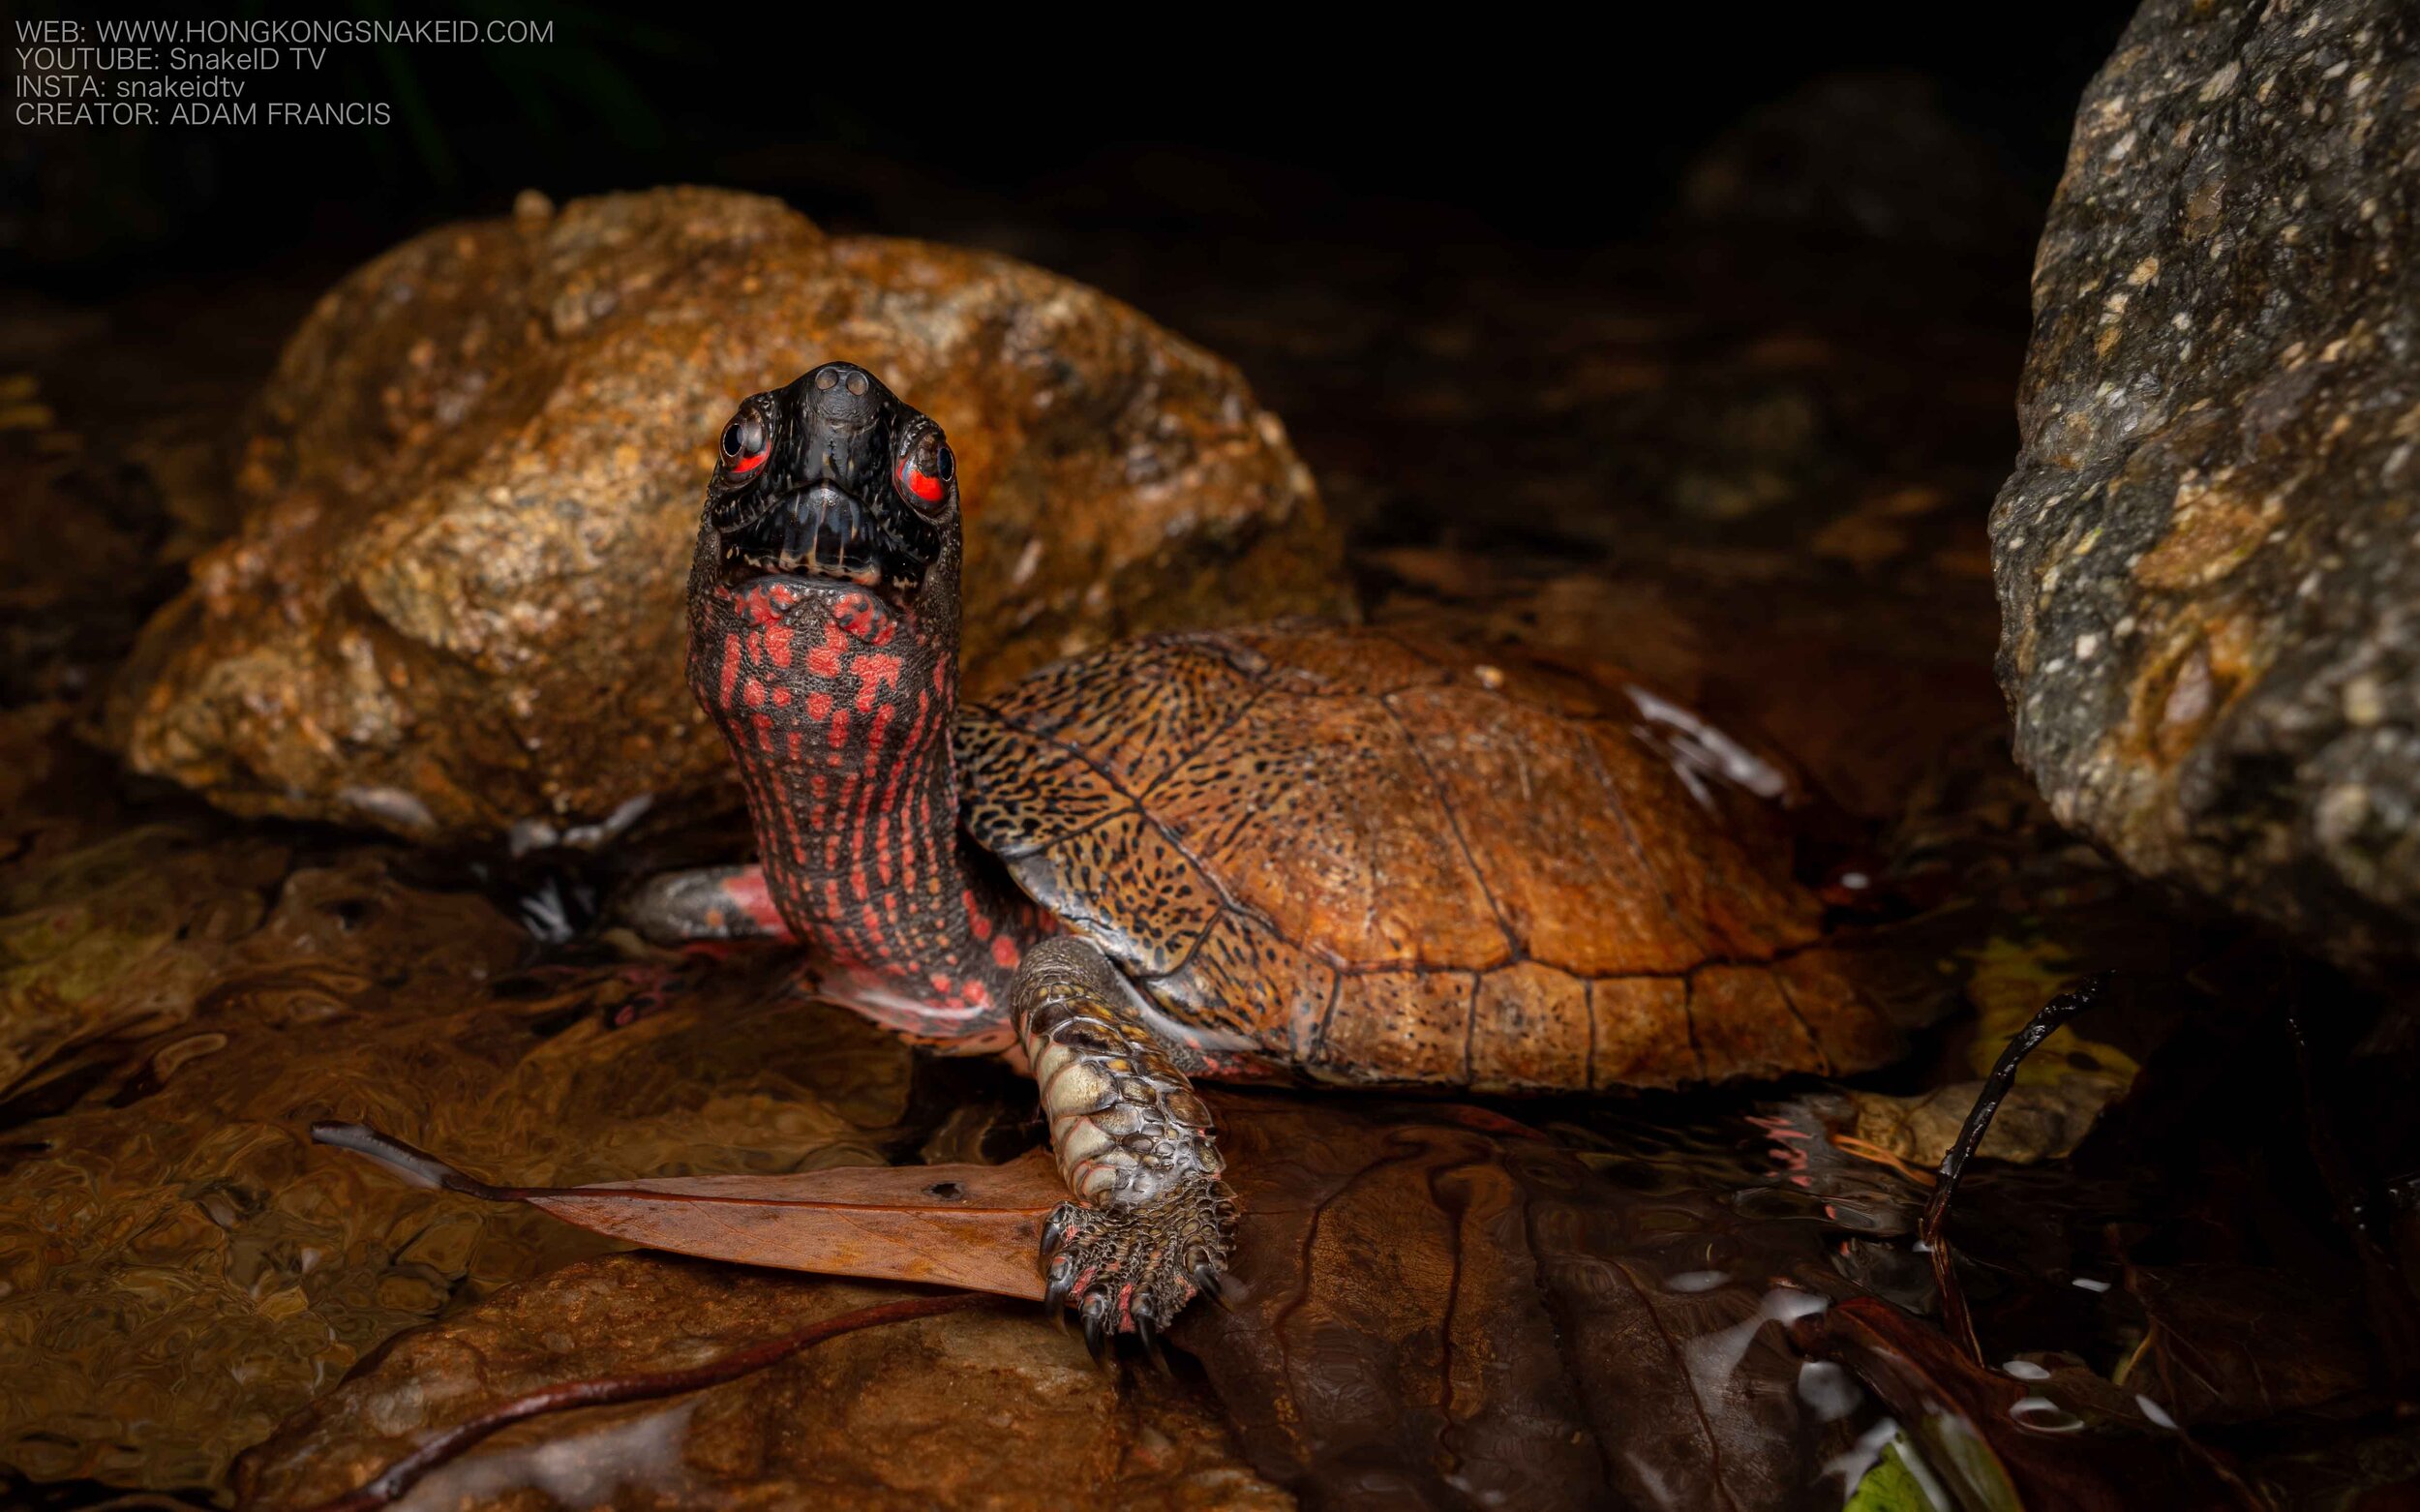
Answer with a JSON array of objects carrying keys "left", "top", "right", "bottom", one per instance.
[
  {"left": 801, "top": 359, "right": 886, "bottom": 427},
  {"left": 702, "top": 361, "right": 953, "bottom": 604}
]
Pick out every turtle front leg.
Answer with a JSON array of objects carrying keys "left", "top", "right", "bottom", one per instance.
[{"left": 1013, "top": 936, "right": 1234, "bottom": 1356}]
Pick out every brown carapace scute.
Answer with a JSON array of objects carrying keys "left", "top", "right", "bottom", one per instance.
[{"left": 957, "top": 622, "right": 1901, "bottom": 1092}]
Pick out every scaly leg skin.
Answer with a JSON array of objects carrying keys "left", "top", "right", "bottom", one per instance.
[
  {"left": 1013, "top": 936, "right": 1234, "bottom": 1359},
  {"left": 620, "top": 864, "right": 798, "bottom": 946}
]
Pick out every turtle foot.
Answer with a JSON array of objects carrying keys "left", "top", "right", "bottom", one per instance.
[{"left": 1040, "top": 1174, "right": 1234, "bottom": 1359}]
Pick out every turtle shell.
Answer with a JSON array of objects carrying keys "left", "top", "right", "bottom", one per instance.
[{"left": 956, "top": 623, "right": 1901, "bottom": 1090}]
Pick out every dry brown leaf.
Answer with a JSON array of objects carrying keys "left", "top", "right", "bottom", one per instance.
[{"left": 316, "top": 1123, "right": 1060, "bottom": 1300}]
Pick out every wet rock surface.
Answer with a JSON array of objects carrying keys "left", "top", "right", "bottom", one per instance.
[
  {"left": 1990, "top": 0, "right": 2420, "bottom": 969},
  {"left": 105, "top": 187, "right": 1341, "bottom": 845},
  {"left": 237, "top": 1258, "right": 1284, "bottom": 1512}
]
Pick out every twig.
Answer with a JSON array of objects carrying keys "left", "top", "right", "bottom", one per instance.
[{"left": 1920, "top": 970, "right": 2112, "bottom": 1364}]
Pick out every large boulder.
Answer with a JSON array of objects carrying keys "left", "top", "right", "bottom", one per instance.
[
  {"left": 106, "top": 188, "right": 1341, "bottom": 845},
  {"left": 1990, "top": 0, "right": 2420, "bottom": 969}
]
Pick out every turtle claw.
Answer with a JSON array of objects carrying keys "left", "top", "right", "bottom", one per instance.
[
  {"left": 1043, "top": 1253, "right": 1076, "bottom": 1323},
  {"left": 1081, "top": 1295, "right": 1112, "bottom": 1365},
  {"left": 1035, "top": 1178, "right": 1233, "bottom": 1347},
  {"left": 1133, "top": 1307, "right": 1172, "bottom": 1375},
  {"left": 1192, "top": 1261, "right": 1232, "bottom": 1308}
]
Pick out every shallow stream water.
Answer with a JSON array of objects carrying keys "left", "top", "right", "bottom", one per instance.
[{"left": 6, "top": 202, "right": 2419, "bottom": 1510}]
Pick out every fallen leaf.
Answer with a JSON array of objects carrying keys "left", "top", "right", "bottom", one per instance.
[
  {"left": 1843, "top": 1433, "right": 1940, "bottom": 1512},
  {"left": 1848, "top": 1077, "right": 2116, "bottom": 1169},
  {"left": 315, "top": 1121, "right": 1061, "bottom": 1300},
  {"left": 1794, "top": 1295, "right": 2249, "bottom": 1512},
  {"left": 1176, "top": 1091, "right": 1871, "bottom": 1512},
  {"left": 1965, "top": 938, "right": 2141, "bottom": 1095},
  {"left": 324, "top": 1090, "right": 1892, "bottom": 1511},
  {"left": 2116, "top": 1263, "right": 2377, "bottom": 1426}
]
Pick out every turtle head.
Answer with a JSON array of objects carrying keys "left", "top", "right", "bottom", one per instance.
[
  {"left": 681, "top": 363, "right": 1028, "bottom": 1039},
  {"left": 685, "top": 360, "right": 968, "bottom": 825},
  {"left": 688, "top": 360, "right": 961, "bottom": 658}
]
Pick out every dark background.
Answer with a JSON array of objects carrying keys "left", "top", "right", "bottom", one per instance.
[{"left": 6, "top": 4, "right": 2139, "bottom": 288}]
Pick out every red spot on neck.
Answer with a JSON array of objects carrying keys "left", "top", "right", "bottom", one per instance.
[
  {"left": 806, "top": 622, "right": 846, "bottom": 677},
  {"left": 853, "top": 652, "right": 903, "bottom": 711},
  {"left": 694, "top": 577, "right": 1031, "bottom": 1035}
]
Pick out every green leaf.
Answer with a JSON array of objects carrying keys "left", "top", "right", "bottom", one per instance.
[{"left": 1847, "top": 1433, "right": 1948, "bottom": 1512}]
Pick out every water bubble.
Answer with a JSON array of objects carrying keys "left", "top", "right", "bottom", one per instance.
[
  {"left": 1796, "top": 1360, "right": 1863, "bottom": 1421},
  {"left": 1683, "top": 1286, "right": 1830, "bottom": 1404},
  {"left": 2008, "top": 1396, "right": 2086, "bottom": 1434}
]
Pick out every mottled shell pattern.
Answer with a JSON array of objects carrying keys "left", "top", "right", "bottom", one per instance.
[{"left": 958, "top": 623, "right": 1898, "bottom": 1091}]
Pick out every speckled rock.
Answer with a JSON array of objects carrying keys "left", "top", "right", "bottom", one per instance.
[
  {"left": 106, "top": 188, "right": 1341, "bottom": 845},
  {"left": 1990, "top": 0, "right": 2420, "bottom": 969}
]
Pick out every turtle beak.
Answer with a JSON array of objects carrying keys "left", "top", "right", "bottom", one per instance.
[{"left": 716, "top": 481, "right": 909, "bottom": 594}]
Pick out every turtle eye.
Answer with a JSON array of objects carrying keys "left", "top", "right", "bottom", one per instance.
[
  {"left": 893, "top": 429, "right": 954, "bottom": 510},
  {"left": 720, "top": 408, "right": 771, "bottom": 476}
]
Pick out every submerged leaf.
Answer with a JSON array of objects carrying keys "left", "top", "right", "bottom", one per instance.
[
  {"left": 2116, "top": 1264, "right": 2376, "bottom": 1427},
  {"left": 1964, "top": 938, "right": 2141, "bottom": 1096},
  {"left": 327, "top": 1091, "right": 1890, "bottom": 1511},
  {"left": 1847, "top": 1077, "right": 2115, "bottom": 1169},
  {"left": 1176, "top": 1092, "right": 1872, "bottom": 1512},
  {"left": 1836, "top": 946, "right": 2142, "bottom": 1176},
  {"left": 1795, "top": 1296, "right": 2247, "bottom": 1512},
  {"left": 1844, "top": 1435, "right": 1943, "bottom": 1512}
]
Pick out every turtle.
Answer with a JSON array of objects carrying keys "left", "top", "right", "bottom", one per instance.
[{"left": 632, "top": 359, "right": 1907, "bottom": 1351}]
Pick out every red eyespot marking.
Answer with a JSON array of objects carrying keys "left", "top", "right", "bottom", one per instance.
[
  {"left": 894, "top": 455, "right": 945, "bottom": 504},
  {"left": 723, "top": 411, "right": 771, "bottom": 476}
]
